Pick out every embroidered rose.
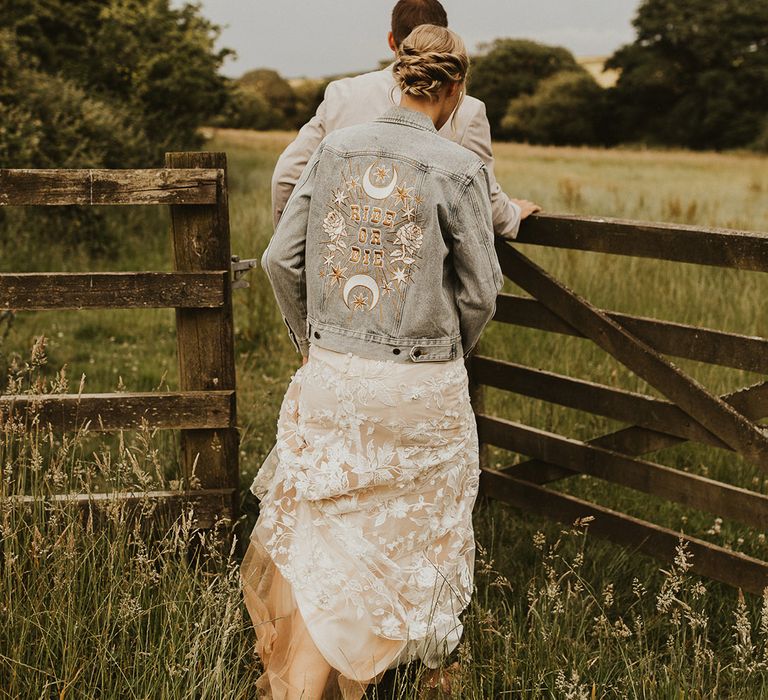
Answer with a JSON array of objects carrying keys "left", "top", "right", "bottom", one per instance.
[
  {"left": 323, "top": 210, "right": 347, "bottom": 240},
  {"left": 391, "top": 222, "right": 423, "bottom": 264},
  {"left": 394, "top": 222, "right": 423, "bottom": 254}
]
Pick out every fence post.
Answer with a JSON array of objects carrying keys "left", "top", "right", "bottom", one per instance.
[{"left": 165, "top": 152, "right": 239, "bottom": 550}]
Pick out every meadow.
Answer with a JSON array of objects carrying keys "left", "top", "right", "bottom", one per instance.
[{"left": 1, "top": 129, "right": 767, "bottom": 698}]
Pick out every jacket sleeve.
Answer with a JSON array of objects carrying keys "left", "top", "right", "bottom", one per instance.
[
  {"left": 449, "top": 164, "right": 505, "bottom": 357},
  {"left": 262, "top": 140, "right": 325, "bottom": 356},
  {"left": 460, "top": 101, "right": 522, "bottom": 239},
  {"left": 270, "top": 82, "right": 334, "bottom": 228}
]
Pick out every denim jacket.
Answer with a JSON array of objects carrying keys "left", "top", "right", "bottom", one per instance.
[{"left": 261, "top": 105, "right": 504, "bottom": 363}]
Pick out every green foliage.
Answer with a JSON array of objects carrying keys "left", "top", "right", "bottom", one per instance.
[
  {"left": 468, "top": 39, "right": 585, "bottom": 138},
  {"left": 606, "top": 0, "right": 768, "bottom": 150},
  {"left": 214, "top": 68, "right": 300, "bottom": 130},
  {"left": 0, "top": 1, "right": 231, "bottom": 255},
  {"left": 1, "top": 0, "right": 231, "bottom": 168},
  {"left": 502, "top": 71, "right": 606, "bottom": 146}
]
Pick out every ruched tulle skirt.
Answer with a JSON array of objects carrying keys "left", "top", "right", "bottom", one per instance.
[{"left": 240, "top": 343, "right": 480, "bottom": 699}]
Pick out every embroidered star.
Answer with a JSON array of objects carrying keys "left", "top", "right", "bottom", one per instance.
[
  {"left": 395, "top": 185, "right": 412, "bottom": 205},
  {"left": 332, "top": 188, "right": 348, "bottom": 205},
  {"left": 323, "top": 252, "right": 335, "bottom": 266},
  {"left": 401, "top": 204, "right": 415, "bottom": 220},
  {"left": 393, "top": 267, "right": 408, "bottom": 285},
  {"left": 330, "top": 264, "right": 348, "bottom": 286},
  {"left": 319, "top": 268, "right": 326, "bottom": 278},
  {"left": 414, "top": 194, "right": 424, "bottom": 206},
  {"left": 375, "top": 166, "right": 389, "bottom": 183},
  {"left": 346, "top": 176, "right": 360, "bottom": 191},
  {"left": 352, "top": 291, "right": 369, "bottom": 310},
  {"left": 381, "top": 281, "right": 395, "bottom": 295}
]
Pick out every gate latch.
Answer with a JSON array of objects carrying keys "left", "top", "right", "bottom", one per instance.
[{"left": 231, "top": 255, "right": 259, "bottom": 289}]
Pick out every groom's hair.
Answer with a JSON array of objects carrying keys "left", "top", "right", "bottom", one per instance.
[{"left": 391, "top": 0, "right": 448, "bottom": 47}]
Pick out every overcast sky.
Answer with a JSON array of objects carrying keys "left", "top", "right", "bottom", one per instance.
[{"left": 182, "top": 0, "right": 641, "bottom": 79}]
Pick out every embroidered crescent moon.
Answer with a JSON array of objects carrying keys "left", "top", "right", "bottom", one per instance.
[
  {"left": 342, "top": 274, "right": 380, "bottom": 310},
  {"left": 362, "top": 163, "right": 398, "bottom": 200}
]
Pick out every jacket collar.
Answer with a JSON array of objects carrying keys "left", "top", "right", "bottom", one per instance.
[{"left": 375, "top": 104, "right": 439, "bottom": 134}]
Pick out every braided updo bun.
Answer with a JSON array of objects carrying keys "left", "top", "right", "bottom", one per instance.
[{"left": 393, "top": 24, "right": 469, "bottom": 101}]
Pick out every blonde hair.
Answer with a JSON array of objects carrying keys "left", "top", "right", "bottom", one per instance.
[{"left": 391, "top": 24, "right": 469, "bottom": 131}]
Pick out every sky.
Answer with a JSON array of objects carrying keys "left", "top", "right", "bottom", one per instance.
[{"left": 180, "top": 0, "right": 642, "bottom": 79}]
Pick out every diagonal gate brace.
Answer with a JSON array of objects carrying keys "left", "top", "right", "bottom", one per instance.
[
  {"left": 495, "top": 240, "right": 768, "bottom": 470},
  {"left": 504, "top": 380, "right": 768, "bottom": 485}
]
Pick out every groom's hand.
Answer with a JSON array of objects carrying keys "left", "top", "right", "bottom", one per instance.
[{"left": 511, "top": 198, "right": 542, "bottom": 219}]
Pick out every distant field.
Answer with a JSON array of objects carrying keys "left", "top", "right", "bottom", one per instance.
[{"left": 2, "top": 130, "right": 767, "bottom": 698}]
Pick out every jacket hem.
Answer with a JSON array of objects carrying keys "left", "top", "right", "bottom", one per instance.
[{"left": 306, "top": 317, "right": 464, "bottom": 363}]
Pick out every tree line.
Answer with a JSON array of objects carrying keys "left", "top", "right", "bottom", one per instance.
[
  {"left": 215, "top": 0, "right": 768, "bottom": 153},
  {"left": 0, "top": 0, "right": 766, "bottom": 173}
]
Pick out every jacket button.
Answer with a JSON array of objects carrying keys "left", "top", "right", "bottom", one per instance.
[
  {"left": 412, "top": 349, "right": 422, "bottom": 357},
  {"left": 314, "top": 331, "right": 320, "bottom": 339},
  {"left": 392, "top": 348, "right": 400, "bottom": 355}
]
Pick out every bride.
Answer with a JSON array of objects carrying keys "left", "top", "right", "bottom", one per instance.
[{"left": 241, "top": 23, "right": 511, "bottom": 699}]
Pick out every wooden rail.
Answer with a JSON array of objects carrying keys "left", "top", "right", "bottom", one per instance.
[
  {"left": 6, "top": 488, "right": 236, "bottom": 530},
  {"left": 0, "top": 154, "right": 240, "bottom": 533},
  {"left": 471, "top": 214, "right": 768, "bottom": 595},
  {"left": 516, "top": 213, "right": 768, "bottom": 272},
  {"left": 0, "top": 168, "right": 220, "bottom": 205},
  {"left": 2, "top": 390, "right": 235, "bottom": 431},
  {"left": 0, "top": 271, "right": 226, "bottom": 310},
  {"left": 494, "top": 294, "right": 768, "bottom": 374}
]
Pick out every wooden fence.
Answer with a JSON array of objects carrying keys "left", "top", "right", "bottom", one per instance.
[
  {"left": 0, "top": 152, "right": 240, "bottom": 531},
  {"left": 4, "top": 157, "right": 767, "bottom": 593},
  {"left": 470, "top": 214, "right": 768, "bottom": 595}
]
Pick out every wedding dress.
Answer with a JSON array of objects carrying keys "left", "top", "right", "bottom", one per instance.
[{"left": 240, "top": 342, "right": 480, "bottom": 698}]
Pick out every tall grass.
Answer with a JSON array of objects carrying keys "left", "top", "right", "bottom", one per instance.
[{"left": 1, "top": 130, "right": 767, "bottom": 698}]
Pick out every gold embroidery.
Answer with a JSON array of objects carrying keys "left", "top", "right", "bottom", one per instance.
[
  {"left": 395, "top": 184, "right": 412, "bottom": 205},
  {"left": 329, "top": 265, "right": 348, "bottom": 286},
  {"left": 319, "top": 158, "right": 424, "bottom": 320}
]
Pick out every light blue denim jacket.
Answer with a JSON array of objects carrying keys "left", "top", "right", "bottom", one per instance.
[{"left": 261, "top": 105, "right": 504, "bottom": 363}]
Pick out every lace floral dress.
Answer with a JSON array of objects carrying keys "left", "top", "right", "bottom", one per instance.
[{"left": 240, "top": 342, "right": 480, "bottom": 699}]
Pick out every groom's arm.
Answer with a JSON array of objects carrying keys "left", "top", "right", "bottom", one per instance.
[
  {"left": 460, "top": 101, "right": 522, "bottom": 240},
  {"left": 271, "top": 83, "right": 334, "bottom": 227}
]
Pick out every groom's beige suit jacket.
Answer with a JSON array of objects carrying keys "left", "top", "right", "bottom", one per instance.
[{"left": 271, "top": 63, "right": 521, "bottom": 238}]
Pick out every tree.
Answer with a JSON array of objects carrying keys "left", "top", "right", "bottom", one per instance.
[
  {"left": 213, "top": 69, "right": 305, "bottom": 131},
  {"left": 606, "top": 0, "right": 768, "bottom": 150},
  {"left": 0, "top": 1, "right": 231, "bottom": 255},
  {"left": 468, "top": 39, "right": 585, "bottom": 137},
  {"left": 1, "top": 0, "right": 231, "bottom": 166},
  {"left": 502, "top": 71, "right": 607, "bottom": 146}
]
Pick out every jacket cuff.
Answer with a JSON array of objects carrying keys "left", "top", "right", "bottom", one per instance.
[
  {"left": 282, "top": 316, "right": 309, "bottom": 356},
  {"left": 496, "top": 200, "right": 522, "bottom": 240}
]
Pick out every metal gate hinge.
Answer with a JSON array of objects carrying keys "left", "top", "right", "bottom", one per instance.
[{"left": 230, "top": 254, "right": 258, "bottom": 289}]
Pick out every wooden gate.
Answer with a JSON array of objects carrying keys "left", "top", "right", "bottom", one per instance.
[
  {"left": 471, "top": 213, "right": 768, "bottom": 595},
  {"left": 0, "top": 152, "right": 241, "bottom": 532}
]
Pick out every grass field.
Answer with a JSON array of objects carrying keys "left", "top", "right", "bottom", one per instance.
[{"left": 1, "top": 129, "right": 767, "bottom": 698}]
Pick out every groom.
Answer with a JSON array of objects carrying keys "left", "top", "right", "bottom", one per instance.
[{"left": 271, "top": 0, "right": 540, "bottom": 234}]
